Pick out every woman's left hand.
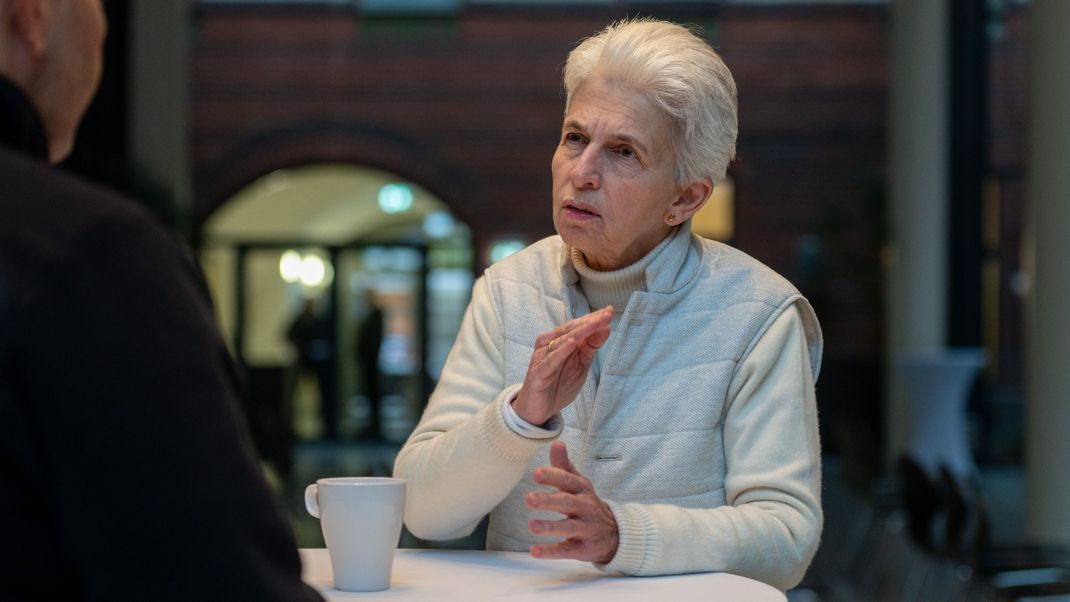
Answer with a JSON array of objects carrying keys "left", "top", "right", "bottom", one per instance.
[{"left": 525, "top": 441, "right": 619, "bottom": 564}]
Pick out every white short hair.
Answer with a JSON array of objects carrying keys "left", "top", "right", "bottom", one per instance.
[{"left": 562, "top": 18, "right": 738, "bottom": 186}]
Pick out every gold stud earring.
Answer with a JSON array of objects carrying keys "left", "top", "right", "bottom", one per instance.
[{"left": 667, "top": 213, "right": 676, "bottom": 223}]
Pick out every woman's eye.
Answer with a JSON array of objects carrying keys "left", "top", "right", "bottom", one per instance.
[
  {"left": 564, "top": 132, "right": 584, "bottom": 144},
  {"left": 617, "top": 147, "right": 636, "bottom": 159}
]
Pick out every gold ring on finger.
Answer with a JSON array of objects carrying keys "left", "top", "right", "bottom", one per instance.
[{"left": 548, "top": 338, "right": 556, "bottom": 352}]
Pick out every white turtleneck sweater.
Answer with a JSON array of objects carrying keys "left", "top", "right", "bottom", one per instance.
[{"left": 396, "top": 225, "right": 822, "bottom": 590}]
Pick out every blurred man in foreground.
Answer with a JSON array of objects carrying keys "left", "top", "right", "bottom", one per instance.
[{"left": 0, "top": 1, "right": 322, "bottom": 599}]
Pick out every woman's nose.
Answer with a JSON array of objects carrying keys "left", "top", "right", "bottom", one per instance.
[{"left": 570, "top": 148, "right": 601, "bottom": 189}]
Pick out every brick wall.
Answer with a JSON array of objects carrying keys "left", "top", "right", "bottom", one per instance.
[
  {"left": 192, "top": 4, "right": 886, "bottom": 331},
  {"left": 191, "top": 4, "right": 1028, "bottom": 456}
]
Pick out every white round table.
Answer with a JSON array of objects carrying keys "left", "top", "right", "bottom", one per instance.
[{"left": 300, "top": 548, "right": 786, "bottom": 601}]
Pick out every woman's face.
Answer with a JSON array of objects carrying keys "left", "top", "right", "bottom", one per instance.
[{"left": 551, "top": 77, "right": 684, "bottom": 271}]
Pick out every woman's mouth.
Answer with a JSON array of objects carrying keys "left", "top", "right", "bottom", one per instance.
[{"left": 563, "top": 202, "right": 600, "bottom": 221}]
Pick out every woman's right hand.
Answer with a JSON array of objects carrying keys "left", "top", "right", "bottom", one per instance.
[{"left": 511, "top": 307, "right": 613, "bottom": 426}]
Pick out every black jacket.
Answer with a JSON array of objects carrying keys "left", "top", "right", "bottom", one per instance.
[{"left": 0, "top": 76, "right": 322, "bottom": 601}]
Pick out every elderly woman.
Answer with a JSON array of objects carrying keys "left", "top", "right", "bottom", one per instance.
[{"left": 394, "top": 18, "right": 822, "bottom": 590}]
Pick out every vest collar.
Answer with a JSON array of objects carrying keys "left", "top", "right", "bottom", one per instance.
[{"left": 557, "top": 220, "right": 701, "bottom": 296}]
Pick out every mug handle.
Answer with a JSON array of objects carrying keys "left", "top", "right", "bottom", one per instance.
[{"left": 304, "top": 484, "right": 320, "bottom": 519}]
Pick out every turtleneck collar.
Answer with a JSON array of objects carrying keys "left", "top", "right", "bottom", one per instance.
[
  {"left": 0, "top": 75, "right": 49, "bottom": 161},
  {"left": 569, "top": 227, "right": 679, "bottom": 314}
]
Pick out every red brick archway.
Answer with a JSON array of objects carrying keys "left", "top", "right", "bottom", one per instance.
[{"left": 194, "top": 121, "right": 476, "bottom": 231}]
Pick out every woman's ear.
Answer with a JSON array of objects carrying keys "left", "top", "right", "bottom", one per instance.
[{"left": 666, "top": 178, "right": 714, "bottom": 224}]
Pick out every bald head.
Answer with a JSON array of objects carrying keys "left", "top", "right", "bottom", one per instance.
[{"left": 0, "top": 0, "right": 106, "bottom": 163}]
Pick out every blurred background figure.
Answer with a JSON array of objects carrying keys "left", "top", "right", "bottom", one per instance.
[
  {"left": 356, "top": 288, "right": 385, "bottom": 440},
  {"left": 287, "top": 297, "right": 337, "bottom": 440}
]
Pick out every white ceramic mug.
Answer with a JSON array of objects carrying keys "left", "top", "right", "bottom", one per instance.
[{"left": 304, "top": 477, "right": 406, "bottom": 592}]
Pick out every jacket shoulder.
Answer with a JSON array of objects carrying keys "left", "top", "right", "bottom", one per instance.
[
  {"left": 0, "top": 147, "right": 171, "bottom": 270},
  {"left": 693, "top": 236, "right": 823, "bottom": 376},
  {"left": 694, "top": 236, "right": 803, "bottom": 305},
  {"left": 482, "top": 235, "right": 565, "bottom": 288}
]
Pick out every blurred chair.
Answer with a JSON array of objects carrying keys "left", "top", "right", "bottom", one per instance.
[
  {"left": 898, "top": 456, "right": 1070, "bottom": 601},
  {"left": 898, "top": 455, "right": 945, "bottom": 552}
]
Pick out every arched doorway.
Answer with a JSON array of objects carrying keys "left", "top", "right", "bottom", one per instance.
[{"left": 199, "top": 163, "right": 473, "bottom": 465}]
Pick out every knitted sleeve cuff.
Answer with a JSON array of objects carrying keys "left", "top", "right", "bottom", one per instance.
[
  {"left": 501, "top": 388, "right": 563, "bottom": 439},
  {"left": 595, "top": 500, "right": 658, "bottom": 575},
  {"left": 476, "top": 383, "right": 555, "bottom": 463}
]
